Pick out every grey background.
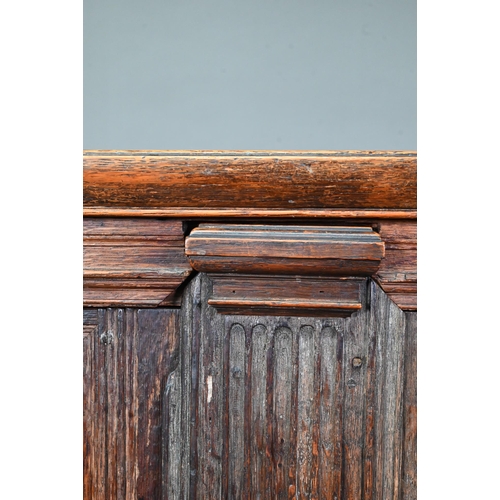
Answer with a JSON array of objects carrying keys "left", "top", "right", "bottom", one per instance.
[{"left": 84, "top": 0, "right": 416, "bottom": 150}]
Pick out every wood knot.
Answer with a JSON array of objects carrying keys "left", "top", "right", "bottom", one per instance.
[{"left": 352, "top": 357, "right": 363, "bottom": 368}]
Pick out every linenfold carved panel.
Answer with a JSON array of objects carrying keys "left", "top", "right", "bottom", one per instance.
[{"left": 162, "top": 273, "right": 415, "bottom": 498}]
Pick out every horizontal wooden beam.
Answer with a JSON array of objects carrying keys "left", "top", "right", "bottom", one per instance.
[
  {"left": 84, "top": 150, "right": 416, "bottom": 212},
  {"left": 208, "top": 275, "right": 364, "bottom": 317},
  {"left": 83, "top": 207, "right": 417, "bottom": 219},
  {"left": 186, "top": 224, "right": 384, "bottom": 276},
  {"left": 83, "top": 218, "right": 192, "bottom": 307}
]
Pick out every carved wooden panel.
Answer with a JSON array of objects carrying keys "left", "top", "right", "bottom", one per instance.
[
  {"left": 83, "top": 309, "right": 98, "bottom": 338},
  {"left": 83, "top": 150, "right": 417, "bottom": 499},
  {"left": 83, "top": 218, "right": 192, "bottom": 307},
  {"left": 162, "top": 273, "right": 417, "bottom": 499},
  {"left": 83, "top": 308, "right": 179, "bottom": 500}
]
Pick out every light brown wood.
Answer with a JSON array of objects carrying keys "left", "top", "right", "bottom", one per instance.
[{"left": 83, "top": 207, "right": 417, "bottom": 219}]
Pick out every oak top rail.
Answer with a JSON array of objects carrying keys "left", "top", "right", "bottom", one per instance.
[{"left": 84, "top": 150, "right": 416, "bottom": 218}]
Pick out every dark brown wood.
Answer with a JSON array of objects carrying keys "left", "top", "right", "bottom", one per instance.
[
  {"left": 83, "top": 218, "right": 192, "bottom": 307},
  {"left": 83, "top": 308, "right": 179, "bottom": 500},
  {"left": 342, "top": 286, "right": 370, "bottom": 499},
  {"left": 296, "top": 324, "right": 319, "bottom": 498},
  {"left": 369, "top": 280, "right": 407, "bottom": 498},
  {"left": 83, "top": 309, "right": 98, "bottom": 338},
  {"left": 83, "top": 311, "right": 96, "bottom": 499},
  {"left": 402, "top": 312, "right": 417, "bottom": 499},
  {"left": 375, "top": 220, "right": 417, "bottom": 311},
  {"left": 84, "top": 151, "right": 416, "bottom": 211},
  {"left": 185, "top": 223, "right": 384, "bottom": 318},
  {"left": 186, "top": 224, "right": 384, "bottom": 276},
  {"left": 83, "top": 150, "right": 416, "bottom": 499},
  {"left": 208, "top": 274, "right": 364, "bottom": 317},
  {"left": 160, "top": 274, "right": 415, "bottom": 499}
]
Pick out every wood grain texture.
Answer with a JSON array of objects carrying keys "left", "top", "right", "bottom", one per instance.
[
  {"left": 83, "top": 311, "right": 96, "bottom": 499},
  {"left": 162, "top": 273, "right": 416, "bottom": 499},
  {"left": 375, "top": 220, "right": 417, "bottom": 311},
  {"left": 186, "top": 223, "right": 385, "bottom": 318},
  {"left": 186, "top": 224, "right": 384, "bottom": 277},
  {"left": 83, "top": 150, "right": 416, "bottom": 498},
  {"left": 368, "top": 280, "right": 407, "bottom": 499},
  {"left": 83, "top": 309, "right": 98, "bottom": 338},
  {"left": 83, "top": 218, "right": 192, "bottom": 307},
  {"left": 83, "top": 308, "right": 179, "bottom": 500},
  {"left": 402, "top": 312, "right": 417, "bottom": 499},
  {"left": 84, "top": 151, "right": 416, "bottom": 211},
  {"left": 84, "top": 207, "right": 417, "bottom": 219},
  {"left": 208, "top": 274, "right": 364, "bottom": 317}
]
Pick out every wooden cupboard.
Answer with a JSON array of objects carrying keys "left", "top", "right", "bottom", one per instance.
[{"left": 84, "top": 151, "right": 416, "bottom": 499}]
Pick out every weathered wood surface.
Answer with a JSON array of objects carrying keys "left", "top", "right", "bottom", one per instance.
[
  {"left": 186, "top": 224, "right": 384, "bottom": 276},
  {"left": 402, "top": 312, "right": 417, "bottom": 499},
  {"left": 84, "top": 207, "right": 417, "bottom": 219},
  {"left": 83, "top": 309, "right": 98, "bottom": 338},
  {"left": 82, "top": 217, "right": 416, "bottom": 312},
  {"left": 83, "top": 218, "right": 192, "bottom": 307},
  {"left": 83, "top": 151, "right": 416, "bottom": 211},
  {"left": 83, "top": 150, "right": 416, "bottom": 499},
  {"left": 83, "top": 308, "right": 179, "bottom": 499},
  {"left": 208, "top": 274, "right": 364, "bottom": 317},
  {"left": 186, "top": 223, "right": 385, "bottom": 318},
  {"left": 375, "top": 220, "right": 417, "bottom": 311},
  {"left": 161, "top": 273, "right": 416, "bottom": 499}
]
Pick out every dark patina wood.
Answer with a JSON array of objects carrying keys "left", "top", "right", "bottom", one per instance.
[
  {"left": 208, "top": 274, "right": 365, "bottom": 317},
  {"left": 185, "top": 224, "right": 385, "bottom": 318},
  {"left": 83, "top": 218, "right": 192, "bottom": 307},
  {"left": 186, "top": 224, "right": 384, "bottom": 276},
  {"left": 374, "top": 220, "right": 417, "bottom": 311},
  {"left": 83, "top": 150, "right": 416, "bottom": 499},
  {"left": 83, "top": 308, "right": 179, "bottom": 500},
  {"left": 402, "top": 312, "right": 417, "bottom": 498},
  {"left": 160, "top": 274, "right": 415, "bottom": 499}
]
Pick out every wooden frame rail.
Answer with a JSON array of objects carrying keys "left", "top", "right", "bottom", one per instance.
[{"left": 84, "top": 150, "right": 416, "bottom": 310}]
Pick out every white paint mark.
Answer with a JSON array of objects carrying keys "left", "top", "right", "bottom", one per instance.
[{"left": 207, "top": 375, "right": 213, "bottom": 403}]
